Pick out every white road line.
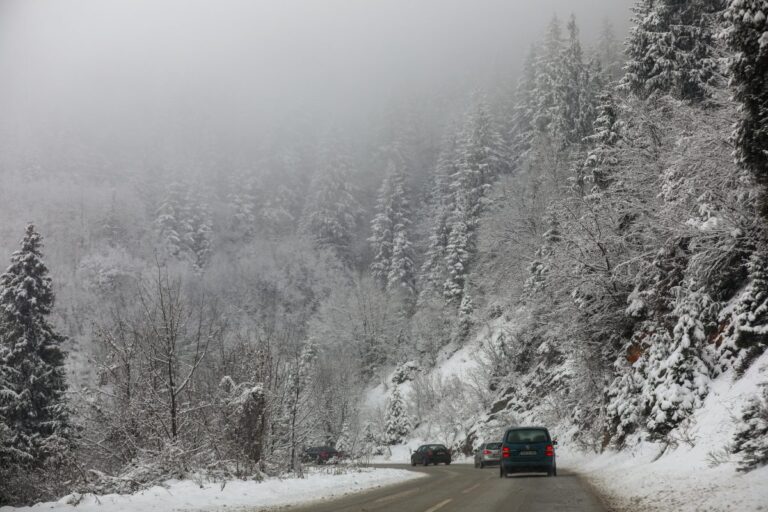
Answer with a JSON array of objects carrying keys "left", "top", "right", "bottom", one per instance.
[
  {"left": 424, "top": 498, "right": 453, "bottom": 512},
  {"left": 372, "top": 488, "right": 420, "bottom": 504},
  {"left": 461, "top": 483, "right": 481, "bottom": 494}
]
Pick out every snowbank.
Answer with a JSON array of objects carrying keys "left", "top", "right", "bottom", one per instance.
[
  {"left": 559, "top": 351, "right": 768, "bottom": 512},
  {"left": 0, "top": 468, "right": 424, "bottom": 512}
]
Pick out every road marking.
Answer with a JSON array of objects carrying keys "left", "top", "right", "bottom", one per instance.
[
  {"left": 372, "top": 488, "right": 419, "bottom": 504},
  {"left": 461, "top": 483, "right": 481, "bottom": 494},
  {"left": 424, "top": 498, "right": 452, "bottom": 512}
]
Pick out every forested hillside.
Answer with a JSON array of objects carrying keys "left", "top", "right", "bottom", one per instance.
[{"left": 2, "top": 0, "right": 768, "bottom": 506}]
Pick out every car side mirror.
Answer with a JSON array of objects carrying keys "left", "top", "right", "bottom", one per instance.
[{"left": 552, "top": 440, "right": 558, "bottom": 446}]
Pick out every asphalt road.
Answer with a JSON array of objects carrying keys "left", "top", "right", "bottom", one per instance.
[{"left": 282, "top": 464, "right": 609, "bottom": 512}]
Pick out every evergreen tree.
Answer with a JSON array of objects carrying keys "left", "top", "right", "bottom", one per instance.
[
  {"left": 557, "top": 15, "right": 594, "bottom": 144},
  {"left": 510, "top": 46, "right": 539, "bottom": 169},
  {"left": 156, "top": 181, "right": 191, "bottom": 260},
  {"left": 0, "top": 225, "right": 71, "bottom": 468},
  {"left": 421, "top": 134, "right": 458, "bottom": 299},
  {"left": 443, "top": 208, "right": 471, "bottom": 304},
  {"left": 623, "top": 0, "right": 722, "bottom": 102},
  {"left": 370, "top": 153, "right": 416, "bottom": 295},
  {"left": 718, "top": 250, "right": 768, "bottom": 371},
  {"left": 579, "top": 91, "right": 623, "bottom": 192},
  {"left": 302, "top": 136, "right": 362, "bottom": 263},
  {"left": 732, "top": 381, "right": 768, "bottom": 472},
  {"left": 605, "top": 324, "right": 655, "bottom": 445},
  {"left": 186, "top": 189, "right": 213, "bottom": 271},
  {"left": 441, "top": 98, "right": 508, "bottom": 303},
  {"left": 156, "top": 182, "right": 213, "bottom": 271},
  {"left": 643, "top": 290, "right": 714, "bottom": 437},
  {"left": 725, "top": 0, "right": 768, "bottom": 207},
  {"left": 228, "top": 173, "right": 259, "bottom": 241},
  {"left": 384, "top": 385, "right": 411, "bottom": 445},
  {"left": 596, "top": 18, "right": 624, "bottom": 82},
  {"left": 534, "top": 15, "right": 565, "bottom": 137}
]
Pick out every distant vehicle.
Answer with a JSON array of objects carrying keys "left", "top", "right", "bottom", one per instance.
[
  {"left": 303, "top": 446, "right": 342, "bottom": 464},
  {"left": 474, "top": 441, "right": 502, "bottom": 468},
  {"left": 410, "top": 444, "right": 452, "bottom": 466},
  {"left": 499, "top": 427, "right": 557, "bottom": 477}
]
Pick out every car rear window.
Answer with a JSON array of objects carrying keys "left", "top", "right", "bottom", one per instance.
[
  {"left": 486, "top": 442, "right": 502, "bottom": 450},
  {"left": 505, "top": 429, "right": 549, "bottom": 444},
  {"left": 429, "top": 445, "right": 447, "bottom": 451}
]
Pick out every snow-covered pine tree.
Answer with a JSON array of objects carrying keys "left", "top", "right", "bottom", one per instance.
[
  {"left": 370, "top": 171, "right": 395, "bottom": 287},
  {"left": 457, "top": 292, "right": 474, "bottom": 340},
  {"left": 0, "top": 225, "right": 71, "bottom": 468},
  {"left": 557, "top": 15, "right": 594, "bottom": 145},
  {"left": 596, "top": 18, "right": 624, "bottom": 82},
  {"left": 718, "top": 250, "right": 768, "bottom": 372},
  {"left": 732, "top": 379, "right": 768, "bottom": 472},
  {"left": 580, "top": 91, "right": 623, "bottom": 192},
  {"left": 370, "top": 153, "right": 416, "bottom": 295},
  {"left": 643, "top": 289, "right": 715, "bottom": 438},
  {"left": 534, "top": 15, "right": 565, "bottom": 137},
  {"left": 725, "top": 0, "right": 768, "bottom": 205},
  {"left": 185, "top": 189, "right": 213, "bottom": 271},
  {"left": 421, "top": 134, "right": 458, "bottom": 300},
  {"left": 335, "top": 421, "right": 352, "bottom": 454},
  {"left": 302, "top": 136, "right": 362, "bottom": 264},
  {"left": 156, "top": 182, "right": 213, "bottom": 271},
  {"left": 510, "top": 46, "right": 539, "bottom": 170},
  {"left": 156, "top": 181, "right": 191, "bottom": 260},
  {"left": 443, "top": 207, "right": 471, "bottom": 304},
  {"left": 228, "top": 172, "right": 259, "bottom": 241},
  {"left": 384, "top": 385, "right": 411, "bottom": 445},
  {"left": 441, "top": 98, "right": 508, "bottom": 304},
  {"left": 605, "top": 323, "right": 656, "bottom": 445},
  {"left": 623, "top": 0, "right": 721, "bottom": 102}
]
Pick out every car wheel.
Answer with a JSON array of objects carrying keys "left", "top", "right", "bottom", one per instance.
[
  {"left": 423, "top": 458, "right": 429, "bottom": 466},
  {"left": 547, "top": 467, "right": 554, "bottom": 477},
  {"left": 411, "top": 459, "right": 416, "bottom": 467},
  {"left": 480, "top": 461, "right": 484, "bottom": 469},
  {"left": 446, "top": 460, "right": 451, "bottom": 465},
  {"left": 553, "top": 465, "right": 557, "bottom": 477},
  {"left": 500, "top": 467, "right": 506, "bottom": 479}
]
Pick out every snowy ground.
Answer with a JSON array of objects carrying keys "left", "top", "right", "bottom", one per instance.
[
  {"left": 0, "top": 468, "right": 424, "bottom": 512},
  {"left": 559, "top": 352, "right": 768, "bottom": 512}
]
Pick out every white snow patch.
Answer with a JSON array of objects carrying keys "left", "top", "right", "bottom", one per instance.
[
  {"left": 0, "top": 468, "right": 424, "bottom": 512},
  {"left": 559, "top": 351, "right": 768, "bottom": 512}
]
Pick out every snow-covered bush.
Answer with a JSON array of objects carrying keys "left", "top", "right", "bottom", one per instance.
[{"left": 732, "top": 379, "right": 768, "bottom": 472}]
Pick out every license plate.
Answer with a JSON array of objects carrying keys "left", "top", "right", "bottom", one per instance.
[{"left": 520, "top": 450, "right": 537, "bottom": 456}]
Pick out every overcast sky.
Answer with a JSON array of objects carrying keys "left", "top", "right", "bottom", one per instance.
[{"left": 0, "top": 0, "right": 635, "bottom": 173}]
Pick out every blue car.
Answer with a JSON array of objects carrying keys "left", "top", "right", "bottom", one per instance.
[{"left": 499, "top": 426, "right": 557, "bottom": 477}]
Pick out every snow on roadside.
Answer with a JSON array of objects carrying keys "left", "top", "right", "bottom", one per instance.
[
  {"left": 0, "top": 468, "right": 424, "bottom": 512},
  {"left": 559, "top": 351, "right": 768, "bottom": 512}
]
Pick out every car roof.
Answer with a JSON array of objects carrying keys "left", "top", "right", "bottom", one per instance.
[{"left": 505, "top": 426, "right": 549, "bottom": 431}]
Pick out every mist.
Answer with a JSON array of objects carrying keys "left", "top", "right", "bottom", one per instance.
[{"left": 0, "top": 0, "right": 633, "bottom": 179}]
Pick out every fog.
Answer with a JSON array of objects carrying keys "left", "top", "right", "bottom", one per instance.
[{"left": 0, "top": 0, "right": 633, "bottom": 177}]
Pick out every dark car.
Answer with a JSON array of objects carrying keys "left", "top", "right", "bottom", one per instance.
[
  {"left": 499, "top": 426, "right": 557, "bottom": 477},
  {"left": 303, "top": 446, "right": 342, "bottom": 464},
  {"left": 474, "top": 441, "right": 502, "bottom": 468},
  {"left": 410, "top": 444, "right": 452, "bottom": 466}
]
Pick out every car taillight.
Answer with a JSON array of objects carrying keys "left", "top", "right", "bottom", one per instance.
[
  {"left": 545, "top": 444, "right": 554, "bottom": 457},
  {"left": 483, "top": 449, "right": 491, "bottom": 455},
  {"left": 502, "top": 447, "right": 510, "bottom": 458}
]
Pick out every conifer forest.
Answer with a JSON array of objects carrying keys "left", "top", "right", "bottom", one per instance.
[{"left": 1, "top": 1, "right": 768, "bottom": 510}]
